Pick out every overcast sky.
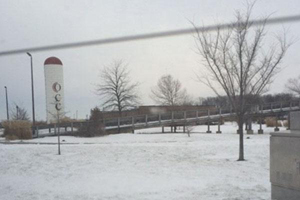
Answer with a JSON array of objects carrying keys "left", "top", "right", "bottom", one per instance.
[{"left": 0, "top": 0, "right": 300, "bottom": 121}]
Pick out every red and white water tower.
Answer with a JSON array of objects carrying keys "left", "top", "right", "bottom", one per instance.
[{"left": 44, "top": 57, "right": 65, "bottom": 124}]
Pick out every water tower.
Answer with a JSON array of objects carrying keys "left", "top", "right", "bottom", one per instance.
[{"left": 44, "top": 57, "right": 65, "bottom": 123}]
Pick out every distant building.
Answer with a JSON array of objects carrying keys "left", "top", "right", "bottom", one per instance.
[{"left": 102, "top": 105, "right": 216, "bottom": 119}]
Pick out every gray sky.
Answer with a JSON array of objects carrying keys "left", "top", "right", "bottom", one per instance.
[{"left": 1, "top": 0, "right": 300, "bottom": 121}]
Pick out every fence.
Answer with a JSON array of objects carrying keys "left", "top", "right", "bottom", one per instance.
[{"left": 28, "top": 100, "right": 300, "bottom": 138}]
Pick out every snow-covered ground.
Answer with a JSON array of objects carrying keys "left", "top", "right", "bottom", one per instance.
[{"left": 0, "top": 122, "right": 282, "bottom": 200}]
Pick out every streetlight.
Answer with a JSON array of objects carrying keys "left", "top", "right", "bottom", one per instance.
[
  {"left": 4, "top": 86, "right": 9, "bottom": 121},
  {"left": 26, "top": 52, "right": 36, "bottom": 129},
  {"left": 16, "top": 105, "right": 19, "bottom": 120}
]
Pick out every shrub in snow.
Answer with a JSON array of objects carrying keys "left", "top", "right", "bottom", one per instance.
[
  {"left": 77, "top": 122, "right": 105, "bottom": 137},
  {"left": 77, "top": 107, "right": 105, "bottom": 137},
  {"left": 2, "top": 120, "right": 32, "bottom": 140},
  {"left": 265, "top": 117, "right": 282, "bottom": 127}
]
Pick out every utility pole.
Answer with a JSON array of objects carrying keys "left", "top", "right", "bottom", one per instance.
[
  {"left": 26, "top": 52, "right": 36, "bottom": 130},
  {"left": 57, "top": 110, "right": 61, "bottom": 155},
  {"left": 16, "top": 105, "right": 19, "bottom": 120},
  {"left": 4, "top": 86, "right": 9, "bottom": 121}
]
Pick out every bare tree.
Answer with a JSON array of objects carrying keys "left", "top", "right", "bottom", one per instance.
[
  {"left": 285, "top": 75, "right": 300, "bottom": 96},
  {"left": 11, "top": 104, "right": 30, "bottom": 121},
  {"left": 192, "top": 2, "right": 290, "bottom": 161},
  {"left": 186, "top": 124, "right": 194, "bottom": 137},
  {"left": 151, "top": 74, "right": 189, "bottom": 105},
  {"left": 96, "top": 60, "right": 139, "bottom": 115}
]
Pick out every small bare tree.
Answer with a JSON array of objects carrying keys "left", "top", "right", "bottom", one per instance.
[
  {"left": 11, "top": 104, "right": 30, "bottom": 121},
  {"left": 96, "top": 60, "right": 139, "bottom": 115},
  {"left": 186, "top": 124, "right": 194, "bottom": 137},
  {"left": 285, "top": 75, "right": 300, "bottom": 96},
  {"left": 192, "top": 2, "right": 290, "bottom": 160},
  {"left": 151, "top": 74, "right": 188, "bottom": 106}
]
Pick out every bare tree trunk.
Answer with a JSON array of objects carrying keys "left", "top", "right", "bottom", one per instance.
[{"left": 238, "top": 115, "right": 244, "bottom": 161}]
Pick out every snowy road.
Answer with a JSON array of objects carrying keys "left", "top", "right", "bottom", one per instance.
[{"left": 0, "top": 123, "right": 278, "bottom": 200}]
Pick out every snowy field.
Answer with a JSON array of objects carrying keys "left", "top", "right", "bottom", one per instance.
[{"left": 0, "top": 122, "right": 281, "bottom": 200}]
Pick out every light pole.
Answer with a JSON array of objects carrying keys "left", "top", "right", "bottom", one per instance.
[
  {"left": 16, "top": 105, "right": 19, "bottom": 120},
  {"left": 26, "top": 52, "right": 36, "bottom": 128},
  {"left": 4, "top": 86, "right": 9, "bottom": 121}
]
